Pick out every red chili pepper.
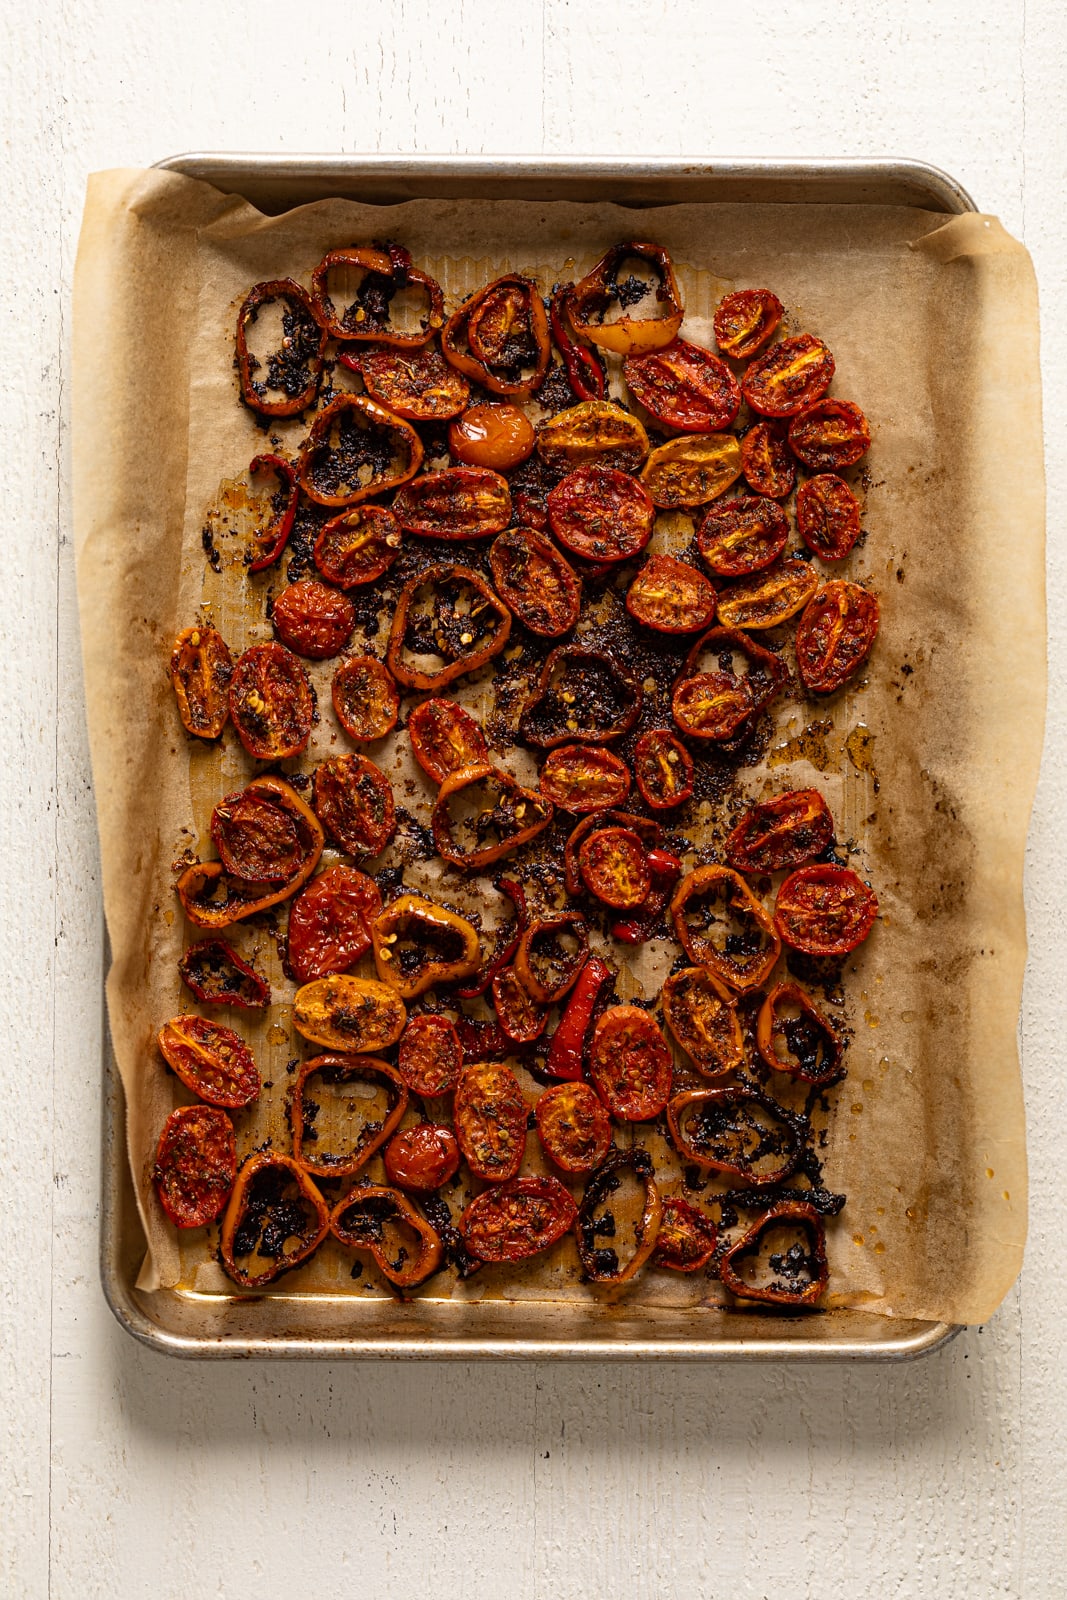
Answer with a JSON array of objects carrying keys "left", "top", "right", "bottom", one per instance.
[
  {"left": 455, "top": 877, "right": 529, "bottom": 998},
  {"left": 544, "top": 955, "right": 611, "bottom": 1080},
  {"left": 247, "top": 454, "right": 299, "bottom": 574},
  {"left": 611, "top": 848, "right": 683, "bottom": 944},
  {"left": 550, "top": 284, "right": 607, "bottom": 402}
]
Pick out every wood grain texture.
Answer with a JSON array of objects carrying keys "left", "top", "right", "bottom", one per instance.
[{"left": 1, "top": 0, "right": 1063, "bottom": 1594}]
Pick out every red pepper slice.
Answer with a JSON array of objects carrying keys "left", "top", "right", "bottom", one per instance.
[
  {"left": 157, "top": 1015, "right": 261, "bottom": 1109},
  {"left": 153, "top": 1105, "right": 236, "bottom": 1229},
  {"left": 330, "top": 1185, "right": 444, "bottom": 1290},
  {"left": 669, "top": 865, "right": 781, "bottom": 991},
  {"left": 310, "top": 245, "right": 444, "bottom": 346},
  {"left": 455, "top": 876, "right": 528, "bottom": 999},
  {"left": 247, "top": 454, "right": 300, "bottom": 573},
  {"left": 220, "top": 1153, "right": 330, "bottom": 1288},
  {"left": 236, "top": 278, "right": 327, "bottom": 417},
  {"left": 519, "top": 645, "right": 643, "bottom": 748},
  {"left": 371, "top": 894, "right": 481, "bottom": 998},
  {"left": 432, "top": 764, "right": 553, "bottom": 870},
  {"left": 178, "top": 938, "right": 271, "bottom": 1010},
  {"left": 719, "top": 1201, "right": 828, "bottom": 1307},
  {"left": 544, "top": 955, "right": 611, "bottom": 1081},
  {"left": 290, "top": 1054, "right": 408, "bottom": 1178},
  {"left": 549, "top": 283, "right": 607, "bottom": 401}
]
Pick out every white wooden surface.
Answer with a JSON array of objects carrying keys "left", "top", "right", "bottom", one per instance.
[{"left": 2, "top": 2, "right": 1065, "bottom": 1594}]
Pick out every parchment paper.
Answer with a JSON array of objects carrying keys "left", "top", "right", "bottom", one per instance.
[{"left": 72, "top": 167, "right": 1045, "bottom": 1324}]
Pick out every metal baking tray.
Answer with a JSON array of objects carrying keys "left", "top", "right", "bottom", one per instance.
[{"left": 101, "top": 153, "right": 972, "bottom": 1361}]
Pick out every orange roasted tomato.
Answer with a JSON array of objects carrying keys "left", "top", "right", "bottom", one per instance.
[
  {"left": 332, "top": 655, "right": 399, "bottom": 741},
  {"left": 796, "top": 474, "right": 862, "bottom": 561},
  {"left": 384, "top": 1123, "right": 462, "bottom": 1191},
  {"left": 153, "top": 1106, "right": 236, "bottom": 1229},
  {"left": 453, "top": 1062, "right": 528, "bottom": 1182},
  {"left": 712, "top": 288, "right": 784, "bottom": 360},
  {"left": 354, "top": 344, "right": 470, "bottom": 420},
  {"left": 795, "top": 580, "right": 880, "bottom": 693},
  {"left": 697, "top": 496, "right": 789, "bottom": 577},
  {"left": 272, "top": 579, "right": 355, "bottom": 659},
  {"left": 157, "top": 1015, "right": 261, "bottom": 1108},
  {"left": 314, "top": 504, "right": 403, "bottom": 587},
  {"left": 724, "top": 789, "right": 834, "bottom": 874},
  {"left": 539, "top": 744, "right": 631, "bottom": 813},
  {"left": 459, "top": 1176, "right": 578, "bottom": 1264},
  {"left": 286, "top": 865, "right": 382, "bottom": 983},
  {"left": 170, "top": 625, "right": 232, "bottom": 739},
  {"left": 625, "top": 553, "right": 717, "bottom": 633},
  {"left": 639, "top": 433, "right": 743, "bottom": 510},
  {"left": 788, "top": 398, "right": 871, "bottom": 472},
  {"left": 741, "top": 333, "right": 835, "bottom": 418},
  {"left": 449, "top": 403, "right": 536, "bottom": 470},
  {"left": 211, "top": 784, "right": 305, "bottom": 884},
  {"left": 774, "top": 864, "right": 878, "bottom": 956},
  {"left": 229, "top": 642, "right": 313, "bottom": 761},
  {"left": 739, "top": 420, "right": 796, "bottom": 500},
  {"left": 578, "top": 827, "right": 652, "bottom": 910},
  {"left": 757, "top": 982, "right": 845, "bottom": 1086},
  {"left": 623, "top": 338, "right": 741, "bottom": 432},
  {"left": 489, "top": 527, "right": 581, "bottom": 637},
  {"left": 633, "top": 728, "right": 694, "bottom": 810},
  {"left": 536, "top": 401, "right": 649, "bottom": 474},
  {"left": 547, "top": 465, "right": 654, "bottom": 563},
  {"left": 297, "top": 392, "right": 423, "bottom": 507},
  {"left": 407, "top": 698, "right": 489, "bottom": 783},
  {"left": 716, "top": 559, "right": 819, "bottom": 630},
  {"left": 535, "top": 1082, "right": 613, "bottom": 1175},
  {"left": 660, "top": 966, "right": 744, "bottom": 1077},
  {"left": 669, "top": 865, "right": 781, "bottom": 991},
  {"left": 589, "top": 1005, "right": 673, "bottom": 1122},
  {"left": 652, "top": 1197, "right": 718, "bottom": 1273},
  {"left": 491, "top": 967, "right": 549, "bottom": 1043},
  {"left": 387, "top": 565, "right": 512, "bottom": 690},
  {"left": 292, "top": 975, "right": 407, "bottom": 1052},
  {"left": 312, "top": 753, "right": 396, "bottom": 856},
  {"left": 397, "top": 1013, "right": 463, "bottom": 1096}
]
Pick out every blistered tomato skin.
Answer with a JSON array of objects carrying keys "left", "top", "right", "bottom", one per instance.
[
  {"left": 384, "top": 1124, "right": 461, "bottom": 1191},
  {"left": 272, "top": 579, "right": 356, "bottom": 660},
  {"left": 449, "top": 404, "right": 536, "bottom": 470}
]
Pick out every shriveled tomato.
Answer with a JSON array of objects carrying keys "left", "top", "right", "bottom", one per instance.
[
  {"left": 795, "top": 580, "right": 880, "bottom": 692},
  {"left": 398, "top": 1013, "right": 463, "bottom": 1096},
  {"left": 671, "top": 672, "right": 753, "bottom": 741},
  {"left": 170, "top": 625, "right": 232, "bottom": 739},
  {"left": 332, "top": 655, "right": 399, "bottom": 741},
  {"left": 355, "top": 345, "right": 470, "bottom": 420},
  {"left": 449, "top": 403, "right": 535, "bottom": 470},
  {"left": 661, "top": 966, "right": 744, "bottom": 1077},
  {"left": 796, "top": 474, "right": 862, "bottom": 561},
  {"left": 623, "top": 338, "right": 741, "bottom": 432},
  {"left": 589, "top": 1005, "right": 673, "bottom": 1122},
  {"left": 578, "top": 827, "right": 652, "bottom": 909},
  {"left": 775, "top": 864, "right": 878, "bottom": 955},
  {"left": 519, "top": 645, "right": 642, "bottom": 747},
  {"left": 372, "top": 894, "right": 481, "bottom": 998},
  {"left": 625, "top": 553, "right": 717, "bottom": 633},
  {"left": 716, "top": 559, "right": 819, "bottom": 630},
  {"left": 718, "top": 1201, "right": 828, "bottom": 1307},
  {"left": 634, "top": 728, "right": 694, "bottom": 810},
  {"left": 459, "top": 1176, "right": 577, "bottom": 1263},
  {"left": 384, "top": 1123, "right": 461, "bottom": 1191},
  {"left": 157, "top": 1015, "right": 261, "bottom": 1108},
  {"left": 453, "top": 1062, "right": 528, "bottom": 1182},
  {"left": 272, "top": 579, "right": 355, "bottom": 659},
  {"left": 669, "top": 865, "right": 781, "bottom": 991},
  {"left": 491, "top": 966, "right": 549, "bottom": 1042},
  {"left": 788, "top": 398, "right": 871, "bottom": 471},
  {"left": 153, "top": 1106, "right": 236, "bottom": 1229},
  {"left": 725, "top": 789, "right": 834, "bottom": 874},
  {"left": 312, "top": 753, "right": 396, "bottom": 856},
  {"left": 536, "top": 401, "right": 649, "bottom": 473},
  {"left": 757, "top": 981, "right": 844, "bottom": 1085},
  {"left": 433, "top": 765, "right": 553, "bottom": 869},
  {"left": 220, "top": 1153, "right": 330, "bottom": 1288},
  {"left": 211, "top": 787, "right": 303, "bottom": 883},
  {"left": 535, "top": 1082, "right": 612, "bottom": 1175},
  {"left": 713, "top": 288, "right": 784, "bottom": 360},
  {"left": 653, "top": 1197, "right": 718, "bottom": 1273},
  {"left": 547, "top": 465, "right": 654, "bottom": 563},
  {"left": 290, "top": 1055, "right": 408, "bottom": 1177},
  {"left": 640, "top": 433, "right": 743, "bottom": 509},
  {"left": 297, "top": 392, "right": 423, "bottom": 507},
  {"left": 696, "top": 496, "right": 789, "bottom": 577},
  {"left": 314, "top": 504, "right": 402, "bottom": 587},
  {"left": 407, "top": 698, "right": 489, "bottom": 782},
  {"left": 741, "top": 333, "right": 835, "bottom": 418},
  {"left": 539, "top": 744, "right": 631, "bottom": 813},
  {"left": 514, "top": 914, "right": 589, "bottom": 1002},
  {"left": 229, "top": 642, "right": 313, "bottom": 761},
  {"left": 286, "top": 865, "right": 382, "bottom": 983},
  {"left": 489, "top": 527, "right": 580, "bottom": 637},
  {"left": 740, "top": 420, "right": 796, "bottom": 499},
  {"left": 392, "top": 466, "right": 511, "bottom": 540},
  {"left": 387, "top": 564, "right": 512, "bottom": 690},
  {"left": 292, "top": 975, "right": 407, "bottom": 1051}
]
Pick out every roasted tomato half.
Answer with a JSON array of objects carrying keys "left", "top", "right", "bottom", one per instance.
[
  {"left": 623, "top": 338, "right": 741, "bottom": 432},
  {"left": 757, "top": 982, "right": 845, "bottom": 1085},
  {"left": 577, "top": 1146, "right": 663, "bottom": 1284},
  {"left": 672, "top": 625, "right": 787, "bottom": 744},
  {"left": 290, "top": 1055, "right": 408, "bottom": 1177},
  {"left": 441, "top": 273, "right": 551, "bottom": 398},
  {"left": 332, "top": 655, "right": 399, "bottom": 741},
  {"left": 640, "top": 433, "right": 743, "bottom": 509},
  {"left": 387, "top": 564, "right": 512, "bottom": 690},
  {"left": 718, "top": 1202, "right": 828, "bottom": 1307},
  {"left": 178, "top": 938, "right": 270, "bottom": 1010},
  {"left": 788, "top": 399, "right": 871, "bottom": 472},
  {"left": 297, "top": 392, "right": 423, "bottom": 508},
  {"left": 229, "top": 642, "right": 314, "bottom": 761},
  {"left": 712, "top": 288, "right": 784, "bottom": 360},
  {"left": 314, "top": 504, "right": 403, "bottom": 588},
  {"left": 211, "top": 782, "right": 307, "bottom": 884},
  {"left": 625, "top": 553, "right": 717, "bottom": 633},
  {"left": 293, "top": 974, "right": 407, "bottom": 1051},
  {"left": 660, "top": 966, "right": 744, "bottom": 1077},
  {"left": 671, "top": 672, "right": 753, "bottom": 742},
  {"left": 740, "top": 420, "right": 797, "bottom": 500},
  {"left": 667, "top": 1087, "right": 804, "bottom": 1185},
  {"left": 157, "top": 1015, "right": 261, "bottom": 1108},
  {"left": 725, "top": 789, "right": 835, "bottom": 874},
  {"left": 563, "top": 808, "right": 660, "bottom": 898},
  {"left": 170, "top": 625, "right": 232, "bottom": 739},
  {"left": 652, "top": 1197, "right": 719, "bottom": 1273},
  {"left": 796, "top": 474, "right": 862, "bottom": 561},
  {"left": 220, "top": 1153, "right": 329, "bottom": 1288},
  {"left": 539, "top": 744, "right": 631, "bottom": 813},
  {"left": 578, "top": 827, "right": 652, "bottom": 910},
  {"left": 633, "top": 728, "right": 694, "bottom": 810},
  {"left": 588, "top": 1004, "right": 673, "bottom": 1121},
  {"left": 392, "top": 466, "right": 512, "bottom": 540},
  {"left": 397, "top": 1013, "right": 463, "bottom": 1096},
  {"left": 286, "top": 865, "right": 382, "bottom": 983},
  {"left": 153, "top": 1106, "right": 236, "bottom": 1229},
  {"left": 272, "top": 579, "right": 355, "bottom": 659},
  {"left": 489, "top": 527, "right": 581, "bottom": 637},
  {"left": 697, "top": 496, "right": 789, "bottom": 578},
  {"left": 433, "top": 764, "right": 553, "bottom": 869},
  {"left": 520, "top": 645, "right": 642, "bottom": 747},
  {"left": 236, "top": 278, "right": 327, "bottom": 416},
  {"left": 795, "top": 580, "right": 880, "bottom": 692},
  {"left": 536, "top": 401, "right": 649, "bottom": 473},
  {"left": 453, "top": 1062, "right": 528, "bottom": 1182},
  {"left": 547, "top": 465, "right": 654, "bottom": 563},
  {"left": 741, "top": 333, "right": 835, "bottom": 418},
  {"left": 449, "top": 403, "right": 535, "bottom": 470},
  {"left": 535, "top": 1082, "right": 613, "bottom": 1175},
  {"left": 407, "top": 698, "right": 489, "bottom": 783},
  {"left": 384, "top": 1123, "right": 462, "bottom": 1191},
  {"left": 372, "top": 894, "right": 481, "bottom": 998},
  {"left": 716, "top": 560, "right": 819, "bottom": 630},
  {"left": 775, "top": 864, "right": 878, "bottom": 956},
  {"left": 669, "top": 865, "right": 781, "bottom": 991},
  {"left": 568, "top": 241, "right": 684, "bottom": 356},
  {"left": 459, "top": 1176, "right": 577, "bottom": 1263},
  {"left": 491, "top": 967, "right": 549, "bottom": 1043},
  {"left": 313, "top": 753, "right": 396, "bottom": 856},
  {"left": 355, "top": 344, "right": 470, "bottom": 420}
]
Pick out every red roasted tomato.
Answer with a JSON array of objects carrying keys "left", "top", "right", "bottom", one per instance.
[
  {"left": 157, "top": 1015, "right": 261, "bottom": 1108},
  {"left": 741, "top": 333, "right": 835, "bottom": 417},
  {"left": 775, "top": 864, "right": 878, "bottom": 955},
  {"left": 634, "top": 728, "right": 695, "bottom": 810},
  {"left": 229, "top": 642, "right": 313, "bottom": 761},
  {"left": 547, "top": 465, "right": 655, "bottom": 563},
  {"left": 796, "top": 474, "right": 862, "bottom": 561},
  {"left": 491, "top": 967, "right": 549, "bottom": 1042},
  {"left": 459, "top": 1176, "right": 577, "bottom": 1263},
  {"left": 697, "top": 496, "right": 789, "bottom": 577},
  {"left": 589, "top": 1005, "right": 673, "bottom": 1122},
  {"left": 407, "top": 698, "right": 489, "bottom": 783},
  {"left": 713, "top": 289, "right": 784, "bottom": 360},
  {"left": 383, "top": 1123, "right": 461, "bottom": 1191},
  {"left": 535, "top": 1082, "right": 613, "bottom": 1175},
  {"left": 312, "top": 753, "right": 396, "bottom": 856},
  {"left": 332, "top": 655, "right": 400, "bottom": 741},
  {"left": 740, "top": 420, "right": 796, "bottom": 500},
  {"left": 354, "top": 345, "right": 470, "bottom": 421},
  {"left": 622, "top": 338, "right": 742, "bottom": 432},
  {"left": 211, "top": 787, "right": 304, "bottom": 883},
  {"left": 489, "top": 527, "right": 581, "bottom": 637},
  {"left": 652, "top": 1196, "right": 718, "bottom": 1272},
  {"left": 453, "top": 1062, "right": 528, "bottom": 1181},
  {"left": 153, "top": 1106, "right": 237, "bottom": 1229},
  {"left": 795, "top": 580, "right": 880, "bottom": 692},
  {"left": 271, "top": 579, "right": 356, "bottom": 659},
  {"left": 397, "top": 1013, "right": 463, "bottom": 1096},
  {"left": 170, "top": 625, "right": 232, "bottom": 739},
  {"left": 314, "top": 505, "right": 403, "bottom": 588},
  {"left": 724, "top": 789, "right": 834, "bottom": 874},
  {"left": 539, "top": 744, "right": 631, "bottom": 813},
  {"left": 392, "top": 466, "right": 511, "bottom": 539},
  {"left": 287, "top": 865, "right": 382, "bottom": 983},
  {"left": 625, "top": 553, "right": 717, "bottom": 633},
  {"left": 578, "top": 827, "right": 652, "bottom": 909},
  {"left": 788, "top": 399, "right": 871, "bottom": 472}
]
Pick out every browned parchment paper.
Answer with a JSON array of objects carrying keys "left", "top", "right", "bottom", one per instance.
[{"left": 72, "top": 167, "right": 1045, "bottom": 1324}]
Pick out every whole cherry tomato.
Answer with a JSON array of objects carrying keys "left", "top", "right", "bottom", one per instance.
[
  {"left": 286, "top": 865, "right": 382, "bottom": 983},
  {"left": 625, "top": 553, "right": 717, "bottom": 633},
  {"left": 775, "top": 864, "right": 878, "bottom": 955},
  {"left": 547, "top": 465, "right": 654, "bottom": 563},
  {"left": 449, "top": 403, "right": 536, "bottom": 470},
  {"left": 384, "top": 1124, "right": 461, "bottom": 1191},
  {"left": 332, "top": 656, "right": 399, "bottom": 741},
  {"left": 272, "top": 579, "right": 356, "bottom": 659},
  {"left": 153, "top": 1106, "right": 236, "bottom": 1229},
  {"left": 589, "top": 1005, "right": 673, "bottom": 1122},
  {"left": 713, "top": 289, "right": 784, "bottom": 359}
]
